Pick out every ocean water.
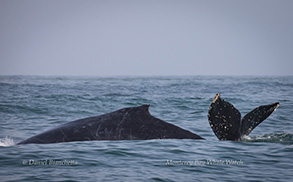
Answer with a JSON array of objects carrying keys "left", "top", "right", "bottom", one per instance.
[{"left": 0, "top": 76, "right": 292, "bottom": 182}]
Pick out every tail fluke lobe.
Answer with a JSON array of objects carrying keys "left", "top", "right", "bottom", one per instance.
[
  {"left": 208, "top": 93, "right": 279, "bottom": 141},
  {"left": 240, "top": 102, "right": 279, "bottom": 136},
  {"left": 208, "top": 94, "right": 242, "bottom": 141}
]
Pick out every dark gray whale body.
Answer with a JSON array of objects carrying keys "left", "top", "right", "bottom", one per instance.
[
  {"left": 18, "top": 104, "right": 203, "bottom": 144},
  {"left": 208, "top": 93, "right": 279, "bottom": 141}
]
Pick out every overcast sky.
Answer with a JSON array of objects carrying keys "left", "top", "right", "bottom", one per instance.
[{"left": 0, "top": 0, "right": 292, "bottom": 76}]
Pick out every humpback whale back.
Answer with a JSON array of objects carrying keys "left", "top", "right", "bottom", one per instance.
[
  {"left": 208, "top": 93, "right": 279, "bottom": 141},
  {"left": 18, "top": 104, "right": 203, "bottom": 144}
]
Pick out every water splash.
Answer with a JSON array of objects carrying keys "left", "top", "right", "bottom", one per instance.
[
  {"left": 243, "top": 133, "right": 293, "bottom": 145},
  {"left": 0, "top": 137, "right": 15, "bottom": 147}
]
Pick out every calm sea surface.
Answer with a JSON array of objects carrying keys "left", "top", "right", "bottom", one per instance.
[{"left": 0, "top": 76, "right": 292, "bottom": 181}]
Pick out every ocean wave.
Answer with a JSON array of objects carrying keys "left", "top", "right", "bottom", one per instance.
[{"left": 242, "top": 133, "right": 293, "bottom": 145}]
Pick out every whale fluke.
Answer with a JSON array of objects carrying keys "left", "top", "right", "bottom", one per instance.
[
  {"left": 240, "top": 102, "right": 279, "bottom": 136},
  {"left": 208, "top": 93, "right": 279, "bottom": 141},
  {"left": 18, "top": 104, "right": 203, "bottom": 144}
]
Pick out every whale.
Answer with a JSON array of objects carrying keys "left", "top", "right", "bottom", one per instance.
[
  {"left": 17, "top": 104, "right": 204, "bottom": 144},
  {"left": 17, "top": 94, "right": 279, "bottom": 144},
  {"left": 208, "top": 93, "right": 279, "bottom": 141}
]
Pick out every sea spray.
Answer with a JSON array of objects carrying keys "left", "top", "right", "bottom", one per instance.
[{"left": 0, "top": 137, "right": 15, "bottom": 147}]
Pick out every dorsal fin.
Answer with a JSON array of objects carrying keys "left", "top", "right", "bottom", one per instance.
[
  {"left": 208, "top": 94, "right": 241, "bottom": 141},
  {"left": 140, "top": 104, "right": 150, "bottom": 112},
  {"left": 240, "top": 102, "right": 279, "bottom": 136}
]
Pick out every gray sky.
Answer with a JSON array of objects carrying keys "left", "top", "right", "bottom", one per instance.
[{"left": 0, "top": 0, "right": 292, "bottom": 76}]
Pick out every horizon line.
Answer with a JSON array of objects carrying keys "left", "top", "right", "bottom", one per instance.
[{"left": 0, "top": 74, "right": 292, "bottom": 77}]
